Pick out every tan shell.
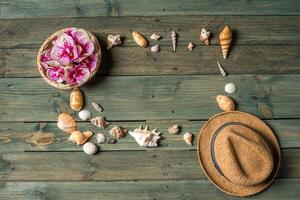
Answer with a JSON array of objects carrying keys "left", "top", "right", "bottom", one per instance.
[
  {"left": 70, "top": 87, "right": 83, "bottom": 111},
  {"left": 57, "top": 112, "right": 77, "bottom": 134},
  {"left": 183, "top": 132, "right": 193, "bottom": 146},
  {"left": 109, "top": 126, "right": 128, "bottom": 139},
  {"left": 168, "top": 125, "right": 180, "bottom": 134},
  {"left": 69, "top": 130, "right": 93, "bottom": 145},
  {"left": 216, "top": 95, "right": 235, "bottom": 112},
  {"left": 219, "top": 25, "right": 232, "bottom": 59},
  {"left": 132, "top": 32, "right": 148, "bottom": 47}
]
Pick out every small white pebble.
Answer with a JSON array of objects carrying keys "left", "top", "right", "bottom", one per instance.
[
  {"left": 78, "top": 110, "right": 92, "bottom": 121},
  {"left": 83, "top": 142, "right": 98, "bottom": 155},
  {"left": 225, "top": 83, "right": 237, "bottom": 94}
]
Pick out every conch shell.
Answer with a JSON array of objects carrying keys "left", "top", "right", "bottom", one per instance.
[
  {"left": 216, "top": 95, "right": 235, "bottom": 112},
  {"left": 129, "top": 126, "right": 161, "bottom": 147},
  {"left": 132, "top": 32, "right": 148, "bottom": 47},
  {"left": 171, "top": 30, "right": 177, "bottom": 52},
  {"left": 90, "top": 116, "right": 110, "bottom": 128},
  {"left": 168, "top": 125, "right": 180, "bottom": 134},
  {"left": 183, "top": 132, "right": 193, "bottom": 146},
  {"left": 219, "top": 25, "right": 232, "bottom": 59},
  {"left": 107, "top": 34, "right": 122, "bottom": 49},
  {"left": 217, "top": 62, "right": 227, "bottom": 77},
  {"left": 57, "top": 112, "right": 77, "bottom": 134},
  {"left": 68, "top": 130, "right": 93, "bottom": 145},
  {"left": 109, "top": 126, "right": 127, "bottom": 139},
  {"left": 200, "top": 28, "right": 211, "bottom": 45},
  {"left": 70, "top": 87, "right": 83, "bottom": 111}
]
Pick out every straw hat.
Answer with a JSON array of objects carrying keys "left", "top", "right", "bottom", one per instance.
[{"left": 197, "top": 111, "right": 280, "bottom": 196}]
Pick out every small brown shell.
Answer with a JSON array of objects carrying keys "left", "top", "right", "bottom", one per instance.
[
  {"left": 109, "top": 126, "right": 127, "bottom": 139},
  {"left": 90, "top": 116, "right": 110, "bottom": 128},
  {"left": 70, "top": 87, "right": 83, "bottom": 111},
  {"left": 57, "top": 112, "right": 77, "bottom": 134},
  {"left": 132, "top": 32, "right": 148, "bottom": 47},
  {"left": 168, "top": 125, "right": 180, "bottom": 134},
  {"left": 183, "top": 132, "right": 193, "bottom": 146},
  {"left": 216, "top": 95, "right": 235, "bottom": 112},
  {"left": 69, "top": 130, "right": 93, "bottom": 145}
]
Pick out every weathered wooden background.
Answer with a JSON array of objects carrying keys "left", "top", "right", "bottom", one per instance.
[{"left": 0, "top": 0, "right": 300, "bottom": 199}]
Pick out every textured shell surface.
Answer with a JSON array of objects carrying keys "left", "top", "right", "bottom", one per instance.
[
  {"left": 78, "top": 110, "right": 92, "bottom": 121},
  {"left": 70, "top": 87, "right": 83, "bottom": 111},
  {"left": 171, "top": 30, "right": 177, "bottom": 52},
  {"left": 57, "top": 112, "right": 77, "bottom": 134},
  {"left": 92, "top": 102, "right": 103, "bottom": 112},
  {"left": 224, "top": 83, "right": 237, "bottom": 94},
  {"left": 217, "top": 62, "right": 227, "bottom": 77},
  {"left": 109, "top": 126, "right": 128, "bottom": 139},
  {"left": 187, "top": 42, "right": 194, "bottom": 51},
  {"left": 107, "top": 34, "right": 122, "bottom": 49},
  {"left": 83, "top": 142, "right": 98, "bottom": 155},
  {"left": 183, "top": 132, "right": 193, "bottom": 146},
  {"left": 96, "top": 133, "right": 106, "bottom": 143},
  {"left": 200, "top": 28, "right": 211, "bottom": 45},
  {"left": 90, "top": 116, "right": 110, "bottom": 128},
  {"left": 150, "top": 33, "right": 161, "bottom": 40},
  {"left": 129, "top": 126, "right": 161, "bottom": 147},
  {"left": 150, "top": 45, "right": 160, "bottom": 53},
  {"left": 69, "top": 130, "right": 93, "bottom": 145},
  {"left": 132, "top": 31, "right": 148, "bottom": 47},
  {"left": 168, "top": 125, "right": 180, "bottom": 134},
  {"left": 219, "top": 25, "right": 232, "bottom": 59},
  {"left": 216, "top": 95, "right": 235, "bottom": 112}
]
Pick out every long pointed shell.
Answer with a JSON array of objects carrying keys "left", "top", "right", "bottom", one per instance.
[
  {"left": 57, "top": 112, "right": 77, "bottom": 134},
  {"left": 90, "top": 116, "right": 110, "bottom": 128},
  {"left": 171, "top": 30, "right": 177, "bottom": 52},
  {"left": 109, "top": 126, "right": 127, "bottom": 139},
  {"left": 70, "top": 87, "right": 83, "bottom": 111},
  {"left": 132, "top": 32, "right": 148, "bottom": 47},
  {"left": 216, "top": 95, "right": 235, "bottom": 112},
  {"left": 183, "top": 132, "right": 193, "bottom": 146},
  {"left": 69, "top": 130, "right": 93, "bottom": 145},
  {"left": 129, "top": 126, "right": 161, "bottom": 147},
  {"left": 219, "top": 25, "right": 232, "bottom": 59},
  {"left": 200, "top": 28, "right": 211, "bottom": 45},
  {"left": 217, "top": 62, "right": 227, "bottom": 77}
]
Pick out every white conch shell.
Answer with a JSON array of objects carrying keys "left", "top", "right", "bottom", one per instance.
[
  {"left": 150, "top": 33, "right": 161, "bottom": 40},
  {"left": 200, "top": 28, "right": 211, "bottom": 45},
  {"left": 129, "top": 126, "right": 161, "bottom": 147},
  {"left": 150, "top": 45, "right": 160, "bottom": 53},
  {"left": 90, "top": 116, "right": 110, "bottom": 128},
  {"left": 92, "top": 102, "right": 103, "bottom": 112},
  {"left": 183, "top": 132, "right": 193, "bottom": 146},
  {"left": 107, "top": 34, "right": 122, "bottom": 49},
  {"left": 171, "top": 30, "right": 177, "bottom": 52},
  {"left": 217, "top": 62, "right": 227, "bottom": 77},
  {"left": 187, "top": 42, "right": 194, "bottom": 51}
]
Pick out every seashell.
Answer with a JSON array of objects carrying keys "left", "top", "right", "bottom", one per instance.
[
  {"left": 150, "top": 45, "right": 160, "bottom": 53},
  {"left": 92, "top": 102, "right": 103, "bottom": 112},
  {"left": 200, "top": 28, "right": 211, "bottom": 45},
  {"left": 129, "top": 126, "right": 161, "bottom": 147},
  {"left": 96, "top": 133, "right": 106, "bottom": 144},
  {"left": 171, "top": 30, "right": 177, "bottom": 52},
  {"left": 78, "top": 110, "right": 92, "bottom": 121},
  {"left": 187, "top": 42, "right": 194, "bottom": 51},
  {"left": 132, "top": 32, "right": 148, "bottom": 47},
  {"left": 70, "top": 87, "right": 83, "bottom": 111},
  {"left": 57, "top": 112, "right": 77, "bottom": 134},
  {"left": 90, "top": 116, "right": 110, "bottom": 128},
  {"left": 168, "top": 125, "right": 180, "bottom": 134},
  {"left": 83, "top": 142, "right": 98, "bottom": 155},
  {"left": 217, "top": 62, "right": 227, "bottom": 77},
  {"left": 219, "top": 25, "right": 232, "bottom": 59},
  {"left": 150, "top": 33, "right": 161, "bottom": 40},
  {"left": 109, "top": 126, "right": 127, "bottom": 139},
  {"left": 183, "top": 132, "right": 193, "bottom": 146},
  {"left": 107, "top": 34, "right": 122, "bottom": 50},
  {"left": 224, "top": 83, "right": 237, "bottom": 94},
  {"left": 68, "top": 130, "right": 93, "bottom": 145},
  {"left": 106, "top": 137, "right": 117, "bottom": 144},
  {"left": 216, "top": 95, "right": 235, "bottom": 112}
]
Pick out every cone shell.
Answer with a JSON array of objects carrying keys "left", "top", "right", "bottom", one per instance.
[
  {"left": 216, "top": 95, "right": 235, "bottom": 112},
  {"left": 69, "top": 130, "right": 93, "bottom": 145},
  {"left": 132, "top": 32, "right": 148, "bottom": 47},
  {"left": 219, "top": 25, "right": 232, "bottom": 59},
  {"left": 57, "top": 112, "right": 77, "bottom": 134},
  {"left": 70, "top": 87, "right": 83, "bottom": 111}
]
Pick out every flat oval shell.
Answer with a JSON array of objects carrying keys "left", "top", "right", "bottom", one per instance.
[
  {"left": 57, "top": 112, "right": 77, "bottom": 134},
  {"left": 216, "top": 95, "right": 235, "bottom": 112},
  {"left": 70, "top": 88, "right": 83, "bottom": 111},
  {"left": 78, "top": 110, "right": 92, "bottom": 121},
  {"left": 132, "top": 32, "right": 148, "bottom": 47},
  {"left": 83, "top": 142, "right": 98, "bottom": 155},
  {"left": 225, "top": 83, "right": 237, "bottom": 94}
]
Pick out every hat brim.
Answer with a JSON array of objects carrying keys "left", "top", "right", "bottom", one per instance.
[{"left": 197, "top": 111, "right": 281, "bottom": 196}]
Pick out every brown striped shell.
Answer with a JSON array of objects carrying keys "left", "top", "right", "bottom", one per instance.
[
  {"left": 70, "top": 87, "right": 83, "bottom": 111},
  {"left": 69, "top": 130, "right": 93, "bottom": 145},
  {"left": 219, "top": 25, "right": 232, "bottom": 59},
  {"left": 216, "top": 95, "right": 235, "bottom": 112},
  {"left": 132, "top": 32, "right": 148, "bottom": 47},
  {"left": 57, "top": 112, "right": 77, "bottom": 134}
]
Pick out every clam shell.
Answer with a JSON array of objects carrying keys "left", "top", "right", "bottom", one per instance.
[
  {"left": 70, "top": 87, "right": 83, "bottom": 111},
  {"left": 57, "top": 112, "right": 77, "bottom": 134},
  {"left": 225, "top": 83, "right": 237, "bottom": 94},
  {"left": 132, "top": 32, "right": 148, "bottom": 47},
  {"left": 69, "top": 130, "right": 93, "bottom": 145},
  {"left": 216, "top": 95, "right": 235, "bottom": 112},
  {"left": 78, "top": 110, "right": 92, "bottom": 121},
  {"left": 83, "top": 142, "right": 98, "bottom": 155},
  {"left": 96, "top": 133, "right": 106, "bottom": 143}
]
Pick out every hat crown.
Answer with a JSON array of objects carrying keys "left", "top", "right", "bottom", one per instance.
[{"left": 213, "top": 124, "right": 274, "bottom": 186}]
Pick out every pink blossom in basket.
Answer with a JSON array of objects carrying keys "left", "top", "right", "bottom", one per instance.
[
  {"left": 40, "top": 48, "right": 60, "bottom": 69},
  {"left": 65, "top": 66, "right": 91, "bottom": 85},
  {"left": 46, "top": 66, "right": 65, "bottom": 83},
  {"left": 80, "top": 53, "right": 99, "bottom": 72}
]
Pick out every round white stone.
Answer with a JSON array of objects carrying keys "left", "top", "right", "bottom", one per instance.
[
  {"left": 78, "top": 110, "right": 92, "bottom": 121},
  {"left": 83, "top": 142, "right": 98, "bottom": 155},
  {"left": 224, "top": 83, "right": 237, "bottom": 94}
]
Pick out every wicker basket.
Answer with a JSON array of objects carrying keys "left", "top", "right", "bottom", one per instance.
[{"left": 37, "top": 28, "right": 101, "bottom": 90}]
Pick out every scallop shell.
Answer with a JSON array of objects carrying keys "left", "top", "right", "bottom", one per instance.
[
  {"left": 187, "top": 42, "right": 194, "bottom": 51},
  {"left": 225, "top": 83, "right": 237, "bottom": 94},
  {"left": 183, "top": 132, "right": 193, "bottom": 146},
  {"left": 90, "top": 116, "right": 110, "bottom": 128},
  {"left": 92, "top": 102, "right": 103, "bottom": 112},
  {"left": 216, "top": 95, "right": 235, "bottom": 112},
  {"left": 69, "top": 130, "right": 93, "bottom": 145},
  {"left": 129, "top": 126, "right": 161, "bottom": 147},
  {"left": 83, "top": 142, "right": 98, "bottom": 155},
  {"left": 109, "top": 126, "right": 127, "bottom": 139},
  {"left": 57, "top": 112, "right": 77, "bottom": 134},
  {"left": 107, "top": 34, "right": 122, "bottom": 50},
  {"left": 151, "top": 45, "right": 160, "bottom": 53},
  {"left": 150, "top": 33, "right": 161, "bottom": 40},
  {"left": 168, "top": 125, "right": 180, "bottom": 134},
  {"left": 70, "top": 87, "right": 83, "bottom": 111},
  {"left": 217, "top": 62, "right": 227, "bottom": 77},
  {"left": 200, "top": 28, "right": 211, "bottom": 45},
  {"left": 171, "top": 30, "right": 177, "bottom": 52},
  {"left": 96, "top": 133, "right": 106, "bottom": 143},
  {"left": 219, "top": 25, "right": 232, "bottom": 59},
  {"left": 78, "top": 110, "right": 92, "bottom": 121},
  {"left": 132, "top": 32, "right": 148, "bottom": 47}
]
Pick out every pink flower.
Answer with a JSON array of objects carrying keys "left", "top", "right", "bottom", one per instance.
[
  {"left": 40, "top": 48, "right": 60, "bottom": 69},
  {"left": 46, "top": 66, "right": 65, "bottom": 83},
  {"left": 80, "top": 53, "right": 98, "bottom": 72},
  {"left": 65, "top": 66, "right": 91, "bottom": 85}
]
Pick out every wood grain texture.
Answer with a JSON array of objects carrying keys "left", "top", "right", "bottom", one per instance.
[
  {"left": 1, "top": 16, "right": 299, "bottom": 48},
  {"left": 0, "top": 149, "right": 298, "bottom": 181},
  {"left": 0, "top": 119, "right": 299, "bottom": 152},
  {"left": 1, "top": 0, "right": 300, "bottom": 19},
  {"left": 1, "top": 45, "right": 300, "bottom": 77},
  {"left": 0, "top": 75, "right": 299, "bottom": 122}
]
